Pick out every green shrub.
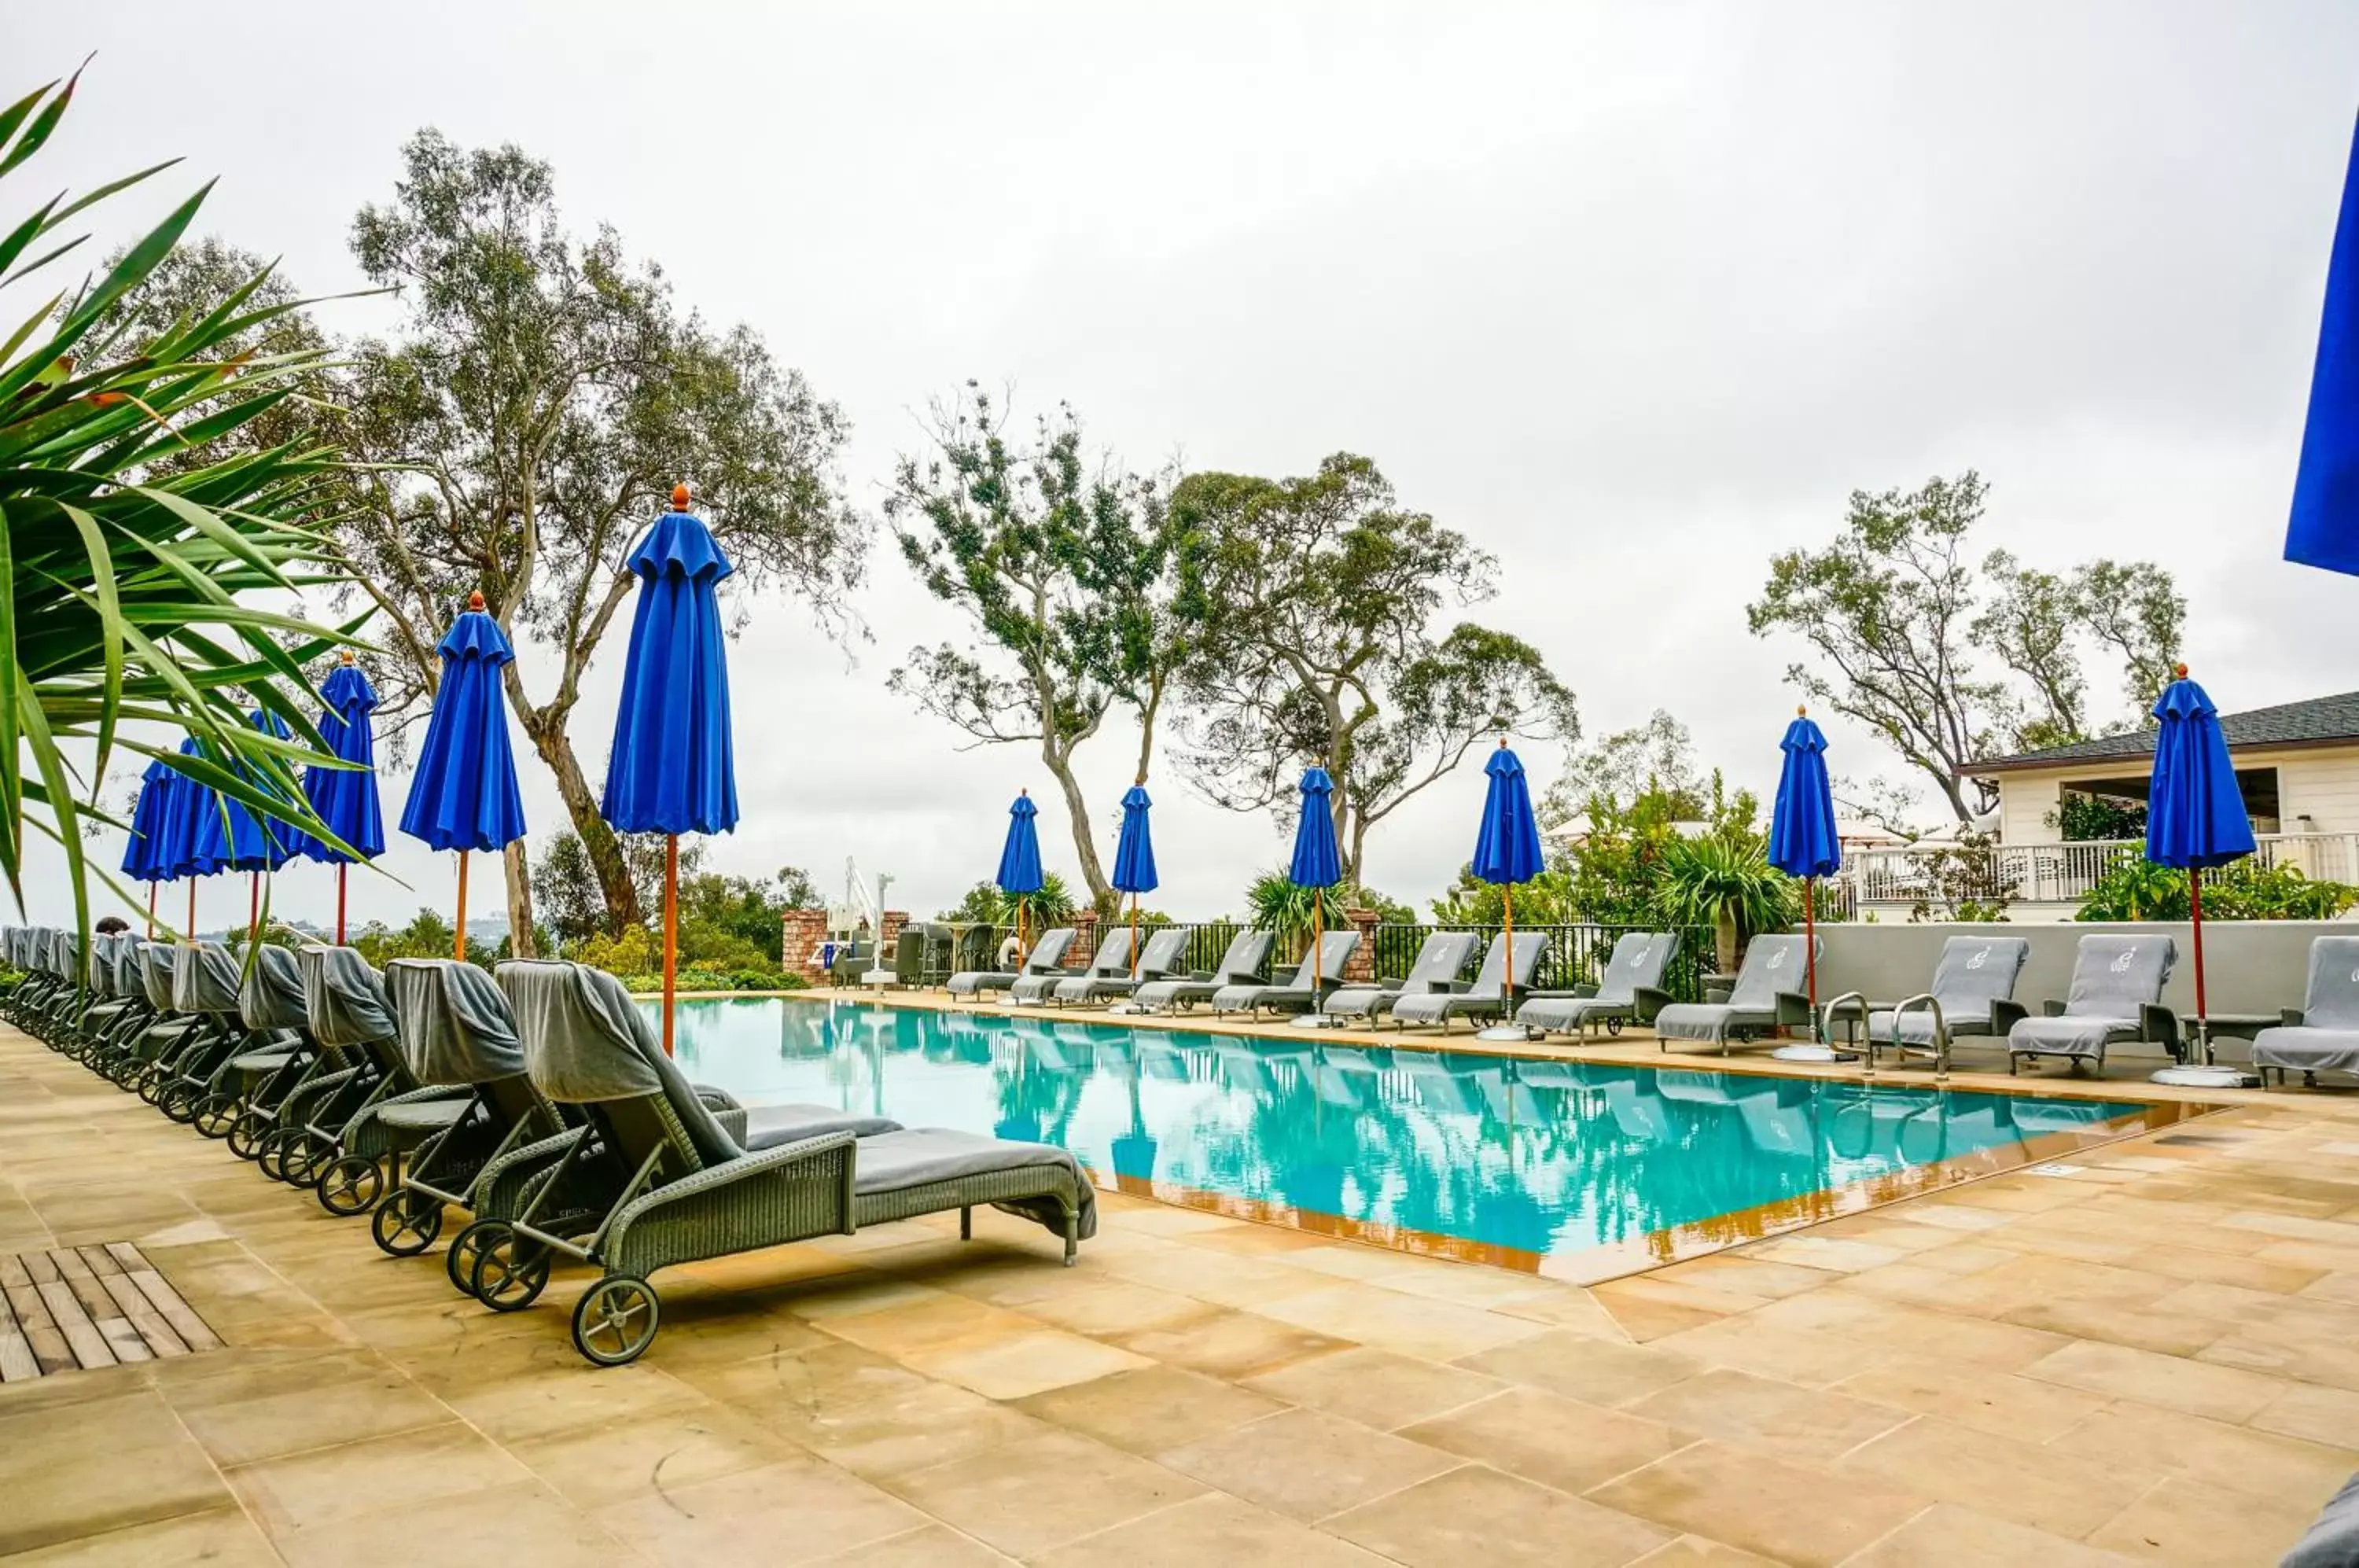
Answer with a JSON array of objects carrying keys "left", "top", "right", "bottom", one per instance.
[{"left": 2076, "top": 857, "right": 2359, "bottom": 922}]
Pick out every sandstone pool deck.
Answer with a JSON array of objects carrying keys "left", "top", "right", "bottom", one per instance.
[{"left": 5, "top": 1015, "right": 2359, "bottom": 1566}]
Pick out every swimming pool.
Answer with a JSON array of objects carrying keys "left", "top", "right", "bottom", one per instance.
[{"left": 661, "top": 997, "right": 2197, "bottom": 1279}]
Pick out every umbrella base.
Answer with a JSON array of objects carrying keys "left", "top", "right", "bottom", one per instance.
[
  {"left": 2150, "top": 1064, "right": 2258, "bottom": 1089},
  {"left": 1476, "top": 1025, "right": 1536, "bottom": 1043},
  {"left": 1770, "top": 1043, "right": 1856, "bottom": 1064},
  {"left": 1291, "top": 1014, "right": 1348, "bottom": 1029},
  {"left": 1106, "top": 1003, "right": 1150, "bottom": 1016}
]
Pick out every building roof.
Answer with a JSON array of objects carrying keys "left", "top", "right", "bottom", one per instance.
[{"left": 1967, "top": 690, "right": 2359, "bottom": 775}]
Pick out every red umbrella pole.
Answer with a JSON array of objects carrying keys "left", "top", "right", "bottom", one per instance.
[
  {"left": 2190, "top": 868, "right": 2210, "bottom": 1064},
  {"left": 1805, "top": 875, "right": 1818, "bottom": 1010},
  {"left": 337, "top": 863, "right": 348, "bottom": 946},
  {"left": 455, "top": 850, "right": 469, "bottom": 963},
  {"left": 186, "top": 879, "right": 196, "bottom": 943},
  {"left": 661, "top": 834, "right": 679, "bottom": 1058},
  {"left": 248, "top": 872, "right": 260, "bottom": 946},
  {"left": 1129, "top": 894, "right": 1140, "bottom": 979},
  {"left": 1503, "top": 885, "right": 1515, "bottom": 1013},
  {"left": 145, "top": 882, "right": 156, "bottom": 940}
]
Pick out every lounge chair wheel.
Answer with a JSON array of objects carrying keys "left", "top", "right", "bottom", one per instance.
[
  {"left": 572, "top": 1275, "right": 661, "bottom": 1367},
  {"left": 254, "top": 1128, "right": 295, "bottom": 1183},
  {"left": 447, "top": 1220, "right": 497, "bottom": 1297},
  {"left": 159, "top": 1080, "right": 199, "bottom": 1124},
  {"left": 226, "top": 1109, "right": 272, "bottom": 1161},
  {"left": 370, "top": 1190, "right": 444, "bottom": 1257},
  {"left": 316, "top": 1154, "right": 384, "bottom": 1216},
  {"left": 192, "top": 1093, "right": 238, "bottom": 1139},
  {"left": 1606, "top": 1018, "right": 1623, "bottom": 1036},
  {"left": 281, "top": 1131, "right": 332, "bottom": 1187},
  {"left": 470, "top": 1227, "right": 552, "bottom": 1312},
  {"left": 134, "top": 1064, "right": 166, "bottom": 1104}
]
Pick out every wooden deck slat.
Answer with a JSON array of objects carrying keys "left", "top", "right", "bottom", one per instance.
[
  {"left": 0, "top": 1245, "right": 222, "bottom": 1376},
  {"left": 48, "top": 1249, "right": 149, "bottom": 1364},
  {"left": 81, "top": 1250, "right": 186, "bottom": 1357},
  {"left": 33, "top": 1279, "right": 112, "bottom": 1368},
  {"left": 113, "top": 1250, "right": 221, "bottom": 1353},
  {"left": 0, "top": 1290, "right": 38, "bottom": 1382},
  {"left": 5, "top": 1281, "right": 74, "bottom": 1374}
]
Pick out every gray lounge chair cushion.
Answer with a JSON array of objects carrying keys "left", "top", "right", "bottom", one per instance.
[
  {"left": 742, "top": 1102, "right": 901, "bottom": 1151},
  {"left": 301, "top": 946, "right": 399, "bottom": 1047},
  {"left": 500, "top": 959, "right": 745, "bottom": 1169},
  {"left": 388, "top": 958, "right": 526, "bottom": 1084},
  {"left": 239, "top": 944, "right": 311, "bottom": 1032},
  {"left": 1390, "top": 933, "right": 1548, "bottom": 1026},
  {"left": 1656, "top": 934, "right": 1816, "bottom": 1043},
  {"left": 1864, "top": 936, "right": 2030, "bottom": 1044},
  {"left": 1328, "top": 932, "right": 1479, "bottom": 1018},
  {"left": 105, "top": 935, "right": 145, "bottom": 999},
  {"left": 1213, "top": 931, "right": 1357, "bottom": 1011},
  {"left": 1021, "top": 929, "right": 1131, "bottom": 1002},
  {"left": 376, "top": 1098, "right": 473, "bottom": 1133},
  {"left": 1057, "top": 926, "right": 1192, "bottom": 1000},
  {"left": 2008, "top": 936, "right": 2175, "bottom": 1059},
  {"left": 2252, "top": 936, "right": 2359, "bottom": 1074},
  {"left": 1519, "top": 932, "right": 1680, "bottom": 1032},
  {"left": 852, "top": 1127, "right": 1097, "bottom": 1241},
  {"left": 138, "top": 943, "right": 181, "bottom": 1010},
  {"left": 173, "top": 941, "right": 243, "bottom": 1014},
  {"left": 948, "top": 927, "right": 1074, "bottom": 996},
  {"left": 2282, "top": 1470, "right": 2359, "bottom": 1568},
  {"left": 1135, "top": 930, "right": 1273, "bottom": 1009}
]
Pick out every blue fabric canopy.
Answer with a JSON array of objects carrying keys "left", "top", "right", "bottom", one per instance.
[
  {"left": 602, "top": 508, "right": 739, "bottom": 837},
  {"left": 1111, "top": 785, "right": 1158, "bottom": 896},
  {"left": 222, "top": 709, "right": 299, "bottom": 872},
  {"left": 1470, "top": 743, "right": 1544, "bottom": 886},
  {"left": 1289, "top": 767, "right": 1342, "bottom": 889},
  {"left": 2147, "top": 675, "right": 2256, "bottom": 870},
  {"left": 122, "top": 756, "right": 181, "bottom": 883},
  {"left": 160, "top": 735, "right": 230, "bottom": 880},
  {"left": 1768, "top": 715, "right": 1842, "bottom": 878},
  {"left": 2288, "top": 115, "right": 2359, "bottom": 576},
  {"left": 995, "top": 793, "right": 1044, "bottom": 896},
  {"left": 296, "top": 662, "right": 386, "bottom": 864},
  {"left": 399, "top": 606, "right": 528, "bottom": 854}
]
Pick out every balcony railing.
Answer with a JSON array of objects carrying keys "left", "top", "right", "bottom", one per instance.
[{"left": 1847, "top": 831, "right": 2359, "bottom": 907}]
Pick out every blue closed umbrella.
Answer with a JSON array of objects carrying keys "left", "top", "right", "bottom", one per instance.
[
  {"left": 399, "top": 593, "right": 528, "bottom": 960},
  {"left": 1111, "top": 782, "right": 1157, "bottom": 978},
  {"left": 2146, "top": 668, "right": 2256, "bottom": 1079},
  {"left": 602, "top": 488, "right": 740, "bottom": 1055},
  {"left": 997, "top": 790, "right": 1046, "bottom": 965},
  {"left": 2288, "top": 116, "right": 2359, "bottom": 576},
  {"left": 159, "top": 734, "right": 230, "bottom": 940},
  {"left": 1470, "top": 741, "right": 1544, "bottom": 1029},
  {"left": 223, "top": 708, "right": 303, "bottom": 943},
  {"left": 1767, "top": 710, "right": 1842, "bottom": 1008},
  {"left": 298, "top": 657, "right": 387, "bottom": 944},
  {"left": 1289, "top": 767, "right": 1344, "bottom": 996},
  {"left": 123, "top": 756, "right": 181, "bottom": 937}
]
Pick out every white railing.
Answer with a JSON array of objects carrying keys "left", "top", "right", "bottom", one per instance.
[{"left": 1848, "top": 832, "right": 2359, "bottom": 907}]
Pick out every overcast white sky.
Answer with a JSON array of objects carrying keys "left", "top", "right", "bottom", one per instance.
[{"left": 13, "top": 2, "right": 2359, "bottom": 933}]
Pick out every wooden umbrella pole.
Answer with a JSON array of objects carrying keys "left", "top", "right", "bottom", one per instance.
[
  {"left": 1311, "top": 896, "right": 1323, "bottom": 996},
  {"left": 455, "top": 850, "right": 469, "bottom": 962},
  {"left": 186, "top": 879, "right": 196, "bottom": 944},
  {"left": 1129, "top": 894, "right": 1140, "bottom": 979},
  {"left": 2190, "top": 868, "right": 2210, "bottom": 1064},
  {"left": 248, "top": 872, "right": 260, "bottom": 945},
  {"left": 336, "top": 863, "right": 348, "bottom": 946},
  {"left": 1503, "top": 885, "right": 1514, "bottom": 1011},
  {"left": 145, "top": 883, "right": 156, "bottom": 940},
  {"left": 661, "top": 834, "right": 679, "bottom": 1057},
  {"left": 1805, "top": 875, "right": 1818, "bottom": 1008}
]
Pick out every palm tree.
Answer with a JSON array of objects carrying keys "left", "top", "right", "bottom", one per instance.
[{"left": 1651, "top": 830, "right": 1798, "bottom": 975}]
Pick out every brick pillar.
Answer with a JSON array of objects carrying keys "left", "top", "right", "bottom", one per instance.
[
  {"left": 780, "top": 909, "right": 830, "bottom": 986},
  {"left": 1343, "top": 908, "right": 1380, "bottom": 983},
  {"left": 1070, "top": 910, "right": 1098, "bottom": 969},
  {"left": 879, "top": 910, "right": 907, "bottom": 955}
]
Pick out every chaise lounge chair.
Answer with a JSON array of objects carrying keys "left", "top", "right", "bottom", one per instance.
[
  {"left": 1016, "top": 928, "right": 1131, "bottom": 1004},
  {"left": 492, "top": 958, "right": 1095, "bottom": 1365},
  {"left": 1835, "top": 934, "right": 2030, "bottom": 1074},
  {"left": 1653, "top": 933, "right": 1820, "bottom": 1055},
  {"left": 948, "top": 927, "right": 1075, "bottom": 999},
  {"left": 2006, "top": 934, "right": 2180, "bottom": 1076},
  {"left": 1056, "top": 926, "right": 1193, "bottom": 1005},
  {"left": 1132, "top": 929, "right": 1273, "bottom": 1012},
  {"left": 1210, "top": 931, "right": 1360, "bottom": 1018},
  {"left": 2251, "top": 937, "right": 2359, "bottom": 1088},
  {"left": 1322, "top": 931, "right": 1479, "bottom": 1025},
  {"left": 1517, "top": 931, "right": 1681, "bottom": 1040},
  {"left": 1390, "top": 932, "right": 1549, "bottom": 1032}
]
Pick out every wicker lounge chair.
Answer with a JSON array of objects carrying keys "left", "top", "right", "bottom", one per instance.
[
  {"left": 1133, "top": 929, "right": 1273, "bottom": 1012},
  {"left": 2006, "top": 935, "right": 2180, "bottom": 1076},
  {"left": 1323, "top": 932, "right": 1479, "bottom": 1025},
  {"left": 1517, "top": 932, "right": 1681, "bottom": 1040},
  {"left": 1653, "top": 934, "right": 1820, "bottom": 1055},
  {"left": 284, "top": 947, "right": 472, "bottom": 1209},
  {"left": 1211, "top": 932, "right": 1360, "bottom": 1018},
  {"left": 948, "top": 927, "right": 1074, "bottom": 999},
  {"left": 156, "top": 941, "right": 267, "bottom": 1131},
  {"left": 1015, "top": 928, "right": 1130, "bottom": 1004},
  {"left": 486, "top": 959, "right": 1095, "bottom": 1365},
  {"left": 209, "top": 945, "right": 323, "bottom": 1159},
  {"left": 1055, "top": 926, "right": 1194, "bottom": 1005},
  {"left": 1389, "top": 933, "right": 1548, "bottom": 1032},
  {"left": 2251, "top": 936, "right": 2359, "bottom": 1088},
  {"left": 1835, "top": 935, "right": 2030, "bottom": 1073}
]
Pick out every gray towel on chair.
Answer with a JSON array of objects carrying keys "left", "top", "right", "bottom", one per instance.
[{"left": 852, "top": 1128, "right": 1098, "bottom": 1242}]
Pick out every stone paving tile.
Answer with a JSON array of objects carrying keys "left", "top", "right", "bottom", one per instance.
[
  {"left": 1031, "top": 1492, "right": 1393, "bottom": 1566},
  {"left": 1242, "top": 1343, "right": 1506, "bottom": 1431},
  {"left": 1157, "top": 1405, "right": 1462, "bottom": 1522},
  {"left": 1325, "top": 1463, "right": 1673, "bottom": 1566}
]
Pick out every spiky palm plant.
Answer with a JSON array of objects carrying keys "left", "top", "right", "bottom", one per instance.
[
  {"left": 1651, "top": 830, "right": 1798, "bottom": 975},
  {"left": 2, "top": 68, "right": 362, "bottom": 936}
]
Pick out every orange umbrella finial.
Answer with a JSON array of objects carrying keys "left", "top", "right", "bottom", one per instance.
[
  {"left": 2174, "top": 662, "right": 2189, "bottom": 680},
  {"left": 467, "top": 590, "right": 486, "bottom": 611},
  {"left": 339, "top": 649, "right": 355, "bottom": 665},
  {"left": 1797, "top": 704, "right": 1807, "bottom": 716},
  {"left": 672, "top": 481, "right": 692, "bottom": 510}
]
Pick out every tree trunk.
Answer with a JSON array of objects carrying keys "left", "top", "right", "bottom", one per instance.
[
  {"left": 1936, "top": 771, "right": 1974, "bottom": 824},
  {"left": 502, "top": 840, "right": 538, "bottom": 958},
  {"left": 1043, "top": 741, "right": 1113, "bottom": 914},
  {"left": 527, "top": 720, "right": 644, "bottom": 931},
  {"left": 1714, "top": 906, "right": 1739, "bottom": 976}
]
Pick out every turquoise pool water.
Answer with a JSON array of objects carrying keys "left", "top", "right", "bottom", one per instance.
[{"left": 661, "top": 998, "right": 2168, "bottom": 1271}]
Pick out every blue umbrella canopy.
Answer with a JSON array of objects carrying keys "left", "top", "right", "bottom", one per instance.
[
  {"left": 602, "top": 501, "right": 739, "bottom": 836},
  {"left": 2288, "top": 115, "right": 2359, "bottom": 576},
  {"left": 996, "top": 792, "right": 1044, "bottom": 896},
  {"left": 1289, "top": 767, "right": 1343, "bottom": 890},
  {"left": 1470, "top": 742, "right": 1544, "bottom": 886},
  {"left": 2146, "top": 673, "right": 2256, "bottom": 869},
  {"left": 1111, "top": 784, "right": 1158, "bottom": 896},
  {"left": 222, "top": 709, "right": 300, "bottom": 872},
  {"left": 122, "top": 756, "right": 182, "bottom": 883},
  {"left": 1767, "top": 713, "right": 1842, "bottom": 879},
  {"left": 160, "top": 735, "right": 231, "bottom": 881},
  {"left": 399, "top": 601, "right": 528, "bottom": 853},
  {"left": 296, "top": 661, "right": 386, "bottom": 864}
]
